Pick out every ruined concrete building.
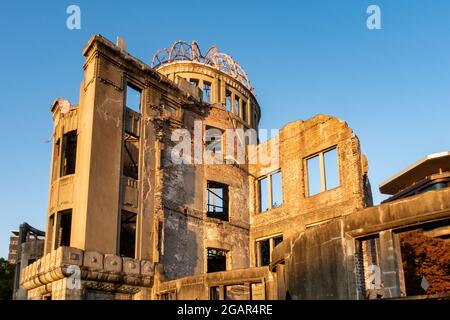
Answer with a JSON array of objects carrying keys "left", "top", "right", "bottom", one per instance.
[{"left": 20, "top": 35, "right": 450, "bottom": 300}]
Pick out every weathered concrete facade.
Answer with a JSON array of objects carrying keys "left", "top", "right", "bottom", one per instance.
[{"left": 19, "top": 35, "right": 449, "bottom": 300}]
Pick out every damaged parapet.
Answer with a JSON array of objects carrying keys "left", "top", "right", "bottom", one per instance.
[{"left": 21, "top": 247, "right": 155, "bottom": 300}]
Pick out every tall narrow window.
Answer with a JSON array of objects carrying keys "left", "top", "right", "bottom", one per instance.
[
  {"left": 210, "top": 286, "right": 220, "bottom": 300},
  {"left": 271, "top": 171, "right": 283, "bottom": 208},
  {"left": 207, "top": 248, "right": 227, "bottom": 273},
  {"left": 234, "top": 95, "right": 240, "bottom": 114},
  {"left": 55, "top": 210, "right": 72, "bottom": 248},
  {"left": 206, "top": 181, "right": 229, "bottom": 221},
  {"left": 226, "top": 90, "right": 232, "bottom": 112},
  {"left": 306, "top": 147, "right": 340, "bottom": 196},
  {"left": 256, "top": 235, "right": 283, "bottom": 266},
  {"left": 324, "top": 148, "right": 339, "bottom": 190},
  {"left": 60, "top": 131, "right": 77, "bottom": 177},
  {"left": 241, "top": 99, "right": 247, "bottom": 122},
  {"left": 259, "top": 239, "right": 270, "bottom": 266},
  {"left": 203, "top": 81, "right": 212, "bottom": 103},
  {"left": 258, "top": 171, "right": 282, "bottom": 212},
  {"left": 356, "top": 237, "right": 382, "bottom": 299},
  {"left": 126, "top": 84, "right": 141, "bottom": 113},
  {"left": 306, "top": 155, "right": 321, "bottom": 196},
  {"left": 123, "top": 133, "right": 139, "bottom": 180},
  {"left": 119, "top": 210, "right": 137, "bottom": 258},
  {"left": 259, "top": 177, "right": 269, "bottom": 212}
]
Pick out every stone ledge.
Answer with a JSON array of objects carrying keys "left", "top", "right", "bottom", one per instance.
[{"left": 20, "top": 246, "right": 155, "bottom": 290}]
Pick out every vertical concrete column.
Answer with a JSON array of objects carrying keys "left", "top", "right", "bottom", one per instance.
[
  {"left": 74, "top": 43, "right": 125, "bottom": 254},
  {"left": 214, "top": 78, "right": 220, "bottom": 104},
  {"left": 255, "top": 241, "right": 261, "bottom": 267},
  {"left": 220, "top": 78, "right": 226, "bottom": 105},
  {"left": 276, "top": 264, "right": 286, "bottom": 300},
  {"left": 379, "top": 230, "right": 401, "bottom": 298}
]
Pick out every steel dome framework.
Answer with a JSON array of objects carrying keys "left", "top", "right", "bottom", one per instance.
[{"left": 151, "top": 41, "right": 254, "bottom": 93}]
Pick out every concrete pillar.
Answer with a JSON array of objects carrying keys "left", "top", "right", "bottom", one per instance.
[{"left": 379, "top": 230, "right": 401, "bottom": 298}]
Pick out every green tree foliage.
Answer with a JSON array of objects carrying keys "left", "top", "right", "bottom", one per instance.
[
  {"left": 0, "top": 258, "right": 15, "bottom": 300},
  {"left": 400, "top": 230, "right": 450, "bottom": 296}
]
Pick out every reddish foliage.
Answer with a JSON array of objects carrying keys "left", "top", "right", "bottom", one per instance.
[{"left": 399, "top": 230, "right": 450, "bottom": 296}]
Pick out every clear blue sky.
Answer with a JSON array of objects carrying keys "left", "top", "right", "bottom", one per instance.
[{"left": 1, "top": 0, "right": 449, "bottom": 258}]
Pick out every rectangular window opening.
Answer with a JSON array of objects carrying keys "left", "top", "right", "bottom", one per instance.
[
  {"left": 306, "top": 147, "right": 340, "bottom": 196},
  {"left": 60, "top": 131, "right": 77, "bottom": 177},
  {"left": 259, "top": 177, "right": 269, "bottom": 212},
  {"left": 126, "top": 84, "right": 141, "bottom": 113},
  {"left": 206, "top": 181, "right": 229, "bottom": 221},
  {"left": 241, "top": 100, "right": 247, "bottom": 122},
  {"left": 226, "top": 90, "right": 232, "bottom": 112},
  {"left": 324, "top": 148, "right": 340, "bottom": 190},
  {"left": 207, "top": 248, "right": 227, "bottom": 273},
  {"left": 55, "top": 210, "right": 72, "bottom": 248},
  {"left": 259, "top": 239, "right": 270, "bottom": 266},
  {"left": 258, "top": 171, "right": 282, "bottom": 212},
  {"left": 306, "top": 155, "right": 321, "bottom": 196},
  {"left": 356, "top": 237, "right": 383, "bottom": 299},
  {"left": 123, "top": 133, "right": 139, "bottom": 180},
  {"left": 396, "top": 221, "right": 450, "bottom": 297},
  {"left": 209, "top": 286, "right": 220, "bottom": 300},
  {"left": 234, "top": 95, "right": 240, "bottom": 114},
  {"left": 271, "top": 171, "right": 283, "bottom": 208},
  {"left": 119, "top": 210, "right": 137, "bottom": 258},
  {"left": 203, "top": 81, "right": 212, "bottom": 103},
  {"left": 256, "top": 235, "right": 283, "bottom": 267}
]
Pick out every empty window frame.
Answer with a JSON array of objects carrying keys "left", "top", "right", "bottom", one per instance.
[
  {"left": 210, "top": 286, "right": 220, "bottom": 300},
  {"left": 119, "top": 210, "right": 137, "bottom": 258},
  {"left": 258, "top": 171, "right": 283, "bottom": 213},
  {"left": 205, "top": 126, "right": 223, "bottom": 155},
  {"left": 225, "top": 90, "right": 232, "bottom": 112},
  {"left": 396, "top": 221, "right": 450, "bottom": 297},
  {"left": 203, "top": 81, "right": 212, "bottom": 103},
  {"left": 306, "top": 147, "right": 340, "bottom": 196},
  {"left": 125, "top": 84, "right": 141, "bottom": 113},
  {"left": 241, "top": 99, "right": 248, "bottom": 123},
  {"left": 54, "top": 210, "right": 72, "bottom": 249},
  {"left": 123, "top": 133, "right": 139, "bottom": 180},
  {"left": 190, "top": 78, "right": 199, "bottom": 88},
  {"left": 234, "top": 95, "right": 240, "bottom": 114},
  {"left": 207, "top": 248, "right": 227, "bottom": 273},
  {"left": 206, "top": 181, "right": 229, "bottom": 221},
  {"left": 355, "top": 236, "right": 383, "bottom": 300},
  {"left": 256, "top": 235, "right": 283, "bottom": 266},
  {"left": 60, "top": 130, "right": 77, "bottom": 177}
]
